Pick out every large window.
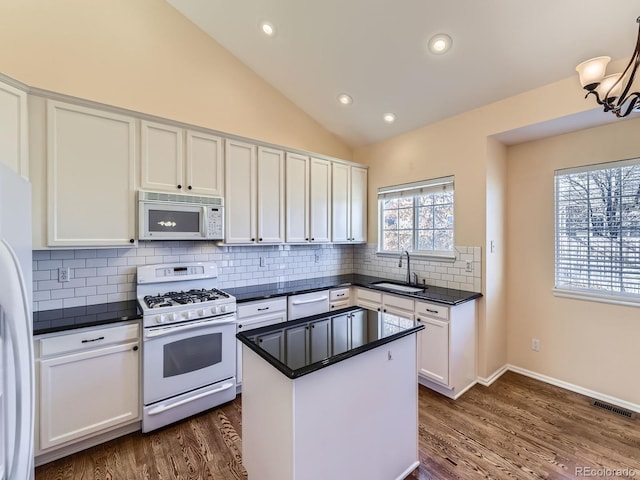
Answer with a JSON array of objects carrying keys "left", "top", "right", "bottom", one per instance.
[
  {"left": 555, "top": 158, "right": 640, "bottom": 301},
  {"left": 378, "top": 176, "right": 454, "bottom": 256}
]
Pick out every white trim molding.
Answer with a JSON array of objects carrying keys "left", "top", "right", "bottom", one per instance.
[{"left": 478, "top": 364, "right": 640, "bottom": 414}]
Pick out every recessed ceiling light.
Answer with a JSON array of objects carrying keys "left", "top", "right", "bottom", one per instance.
[
  {"left": 428, "top": 33, "right": 452, "bottom": 55},
  {"left": 383, "top": 113, "right": 396, "bottom": 123},
  {"left": 337, "top": 93, "right": 353, "bottom": 105},
  {"left": 261, "top": 22, "right": 275, "bottom": 36}
]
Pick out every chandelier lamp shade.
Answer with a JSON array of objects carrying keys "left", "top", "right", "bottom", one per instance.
[{"left": 575, "top": 16, "right": 640, "bottom": 118}]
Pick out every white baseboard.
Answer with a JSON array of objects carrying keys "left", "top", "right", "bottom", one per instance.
[
  {"left": 506, "top": 365, "right": 640, "bottom": 414},
  {"left": 475, "top": 364, "right": 639, "bottom": 414},
  {"left": 477, "top": 364, "right": 509, "bottom": 387}
]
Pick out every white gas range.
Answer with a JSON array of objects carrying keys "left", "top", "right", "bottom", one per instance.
[{"left": 137, "top": 262, "right": 237, "bottom": 433}]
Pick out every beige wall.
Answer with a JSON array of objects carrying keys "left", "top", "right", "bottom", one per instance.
[
  {"left": 353, "top": 54, "right": 638, "bottom": 404},
  {"left": 506, "top": 118, "right": 640, "bottom": 405},
  {"left": 0, "top": 0, "right": 351, "bottom": 159}
]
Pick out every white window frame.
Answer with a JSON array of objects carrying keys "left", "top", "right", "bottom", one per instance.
[
  {"left": 554, "top": 158, "right": 640, "bottom": 307},
  {"left": 377, "top": 176, "right": 455, "bottom": 260}
]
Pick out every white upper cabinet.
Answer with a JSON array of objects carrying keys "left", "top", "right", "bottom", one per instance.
[
  {"left": 350, "top": 166, "right": 368, "bottom": 242},
  {"left": 225, "top": 139, "right": 256, "bottom": 244},
  {"left": 285, "top": 153, "right": 310, "bottom": 243},
  {"left": 309, "top": 158, "right": 331, "bottom": 243},
  {"left": 0, "top": 80, "right": 28, "bottom": 177},
  {"left": 224, "top": 140, "right": 285, "bottom": 244},
  {"left": 256, "top": 146, "right": 285, "bottom": 244},
  {"left": 185, "top": 130, "right": 224, "bottom": 196},
  {"left": 46, "top": 101, "right": 136, "bottom": 247},
  {"left": 141, "top": 120, "right": 223, "bottom": 196},
  {"left": 332, "top": 164, "right": 367, "bottom": 243}
]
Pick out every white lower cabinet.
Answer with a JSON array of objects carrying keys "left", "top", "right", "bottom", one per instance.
[
  {"left": 236, "top": 298, "right": 287, "bottom": 388},
  {"left": 415, "top": 299, "right": 477, "bottom": 399},
  {"left": 355, "top": 287, "right": 477, "bottom": 399},
  {"left": 34, "top": 322, "right": 140, "bottom": 462},
  {"left": 329, "top": 287, "right": 351, "bottom": 311}
]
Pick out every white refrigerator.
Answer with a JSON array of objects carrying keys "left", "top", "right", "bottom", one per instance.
[{"left": 0, "top": 162, "right": 34, "bottom": 480}]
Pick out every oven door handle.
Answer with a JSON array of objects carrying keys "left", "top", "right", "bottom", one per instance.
[
  {"left": 145, "top": 315, "right": 236, "bottom": 339},
  {"left": 147, "top": 381, "right": 235, "bottom": 416}
]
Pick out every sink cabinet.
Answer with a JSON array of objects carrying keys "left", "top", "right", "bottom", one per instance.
[{"left": 355, "top": 286, "right": 477, "bottom": 399}]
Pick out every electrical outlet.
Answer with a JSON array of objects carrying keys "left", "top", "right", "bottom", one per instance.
[
  {"left": 364, "top": 254, "right": 372, "bottom": 263},
  {"left": 465, "top": 261, "right": 473, "bottom": 273},
  {"left": 259, "top": 256, "right": 266, "bottom": 267},
  {"left": 58, "top": 267, "right": 70, "bottom": 283},
  {"left": 531, "top": 338, "right": 540, "bottom": 352},
  {"left": 315, "top": 252, "right": 321, "bottom": 263}
]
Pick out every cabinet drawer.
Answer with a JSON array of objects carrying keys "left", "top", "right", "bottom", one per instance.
[
  {"left": 330, "top": 300, "right": 350, "bottom": 311},
  {"left": 38, "top": 323, "right": 140, "bottom": 357},
  {"left": 383, "top": 294, "right": 414, "bottom": 312},
  {"left": 237, "top": 297, "right": 287, "bottom": 318},
  {"left": 415, "top": 301, "right": 449, "bottom": 321},
  {"left": 356, "top": 288, "right": 382, "bottom": 304},
  {"left": 329, "top": 288, "right": 350, "bottom": 301}
]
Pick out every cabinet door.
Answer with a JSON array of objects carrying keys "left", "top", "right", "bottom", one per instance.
[
  {"left": 417, "top": 317, "right": 449, "bottom": 386},
  {"left": 47, "top": 101, "right": 136, "bottom": 247},
  {"left": 0, "top": 80, "right": 28, "bottom": 177},
  {"left": 285, "top": 324, "right": 309, "bottom": 370},
  {"left": 237, "top": 310, "right": 286, "bottom": 386},
  {"left": 140, "top": 121, "right": 184, "bottom": 193},
  {"left": 257, "top": 147, "right": 285, "bottom": 243},
  {"left": 350, "top": 166, "right": 368, "bottom": 242},
  {"left": 256, "top": 330, "right": 285, "bottom": 362},
  {"left": 285, "top": 152, "right": 309, "bottom": 242},
  {"left": 309, "top": 158, "right": 331, "bottom": 242},
  {"left": 225, "top": 139, "right": 257, "bottom": 243},
  {"left": 331, "top": 313, "right": 350, "bottom": 355},
  {"left": 185, "top": 130, "right": 223, "bottom": 196},
  {"left": 331, "top": 162, "right": 350, "bottom": 242},
  {"left": 38, "top": 341, "right": 139, "bottom": 450},
  {"left": 309, "top": 318, "right": 331, "bottom": 362}
]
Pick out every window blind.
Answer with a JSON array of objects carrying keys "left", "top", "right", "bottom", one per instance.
[
  {"left": 555, "top": 158, "right": 640, "bottom": 296},
  {"left": 378, "top": 176, "right": 454, "bottom": 200}
]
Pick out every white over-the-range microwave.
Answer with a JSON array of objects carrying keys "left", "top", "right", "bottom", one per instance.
[{"left": 138, "top": 190, "right": 224, "bottom": 240}]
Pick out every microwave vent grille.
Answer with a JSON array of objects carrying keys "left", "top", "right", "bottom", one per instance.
[{"left": 139, "top": 191, "right": 223, "bottom": 207}]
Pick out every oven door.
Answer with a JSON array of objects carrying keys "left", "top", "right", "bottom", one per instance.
[{"left": 143, "top": 314, "right": 236, "bottom": 405}]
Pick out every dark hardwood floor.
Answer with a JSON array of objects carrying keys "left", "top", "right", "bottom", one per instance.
[{"left": 36, "top": 372, "right": 640, "bottom": 480}]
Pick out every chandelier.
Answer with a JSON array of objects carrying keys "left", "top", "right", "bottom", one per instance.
[{"left": 575, "top": 16, "right": 640, "bottom": 118}]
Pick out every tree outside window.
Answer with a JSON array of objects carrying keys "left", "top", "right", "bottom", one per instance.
[{"left": 378, "top": 177, "right": 454, "bottom": 255}]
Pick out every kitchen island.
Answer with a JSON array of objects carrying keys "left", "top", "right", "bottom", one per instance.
[{"left": 236, "top": 306, "right": 424, "bottom": 480}]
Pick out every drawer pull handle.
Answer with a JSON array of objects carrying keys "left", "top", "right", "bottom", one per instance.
[
  {"left": 426, "top": 309, "right": 438, "bottom": 314},
  {"left": 336, "top": 293, "right": 345, "bottom": 297},
  {"left": 81, "top": 336, "right": 105, "bottom": 343},
  {"left": 257, "top": 307, "right": 270, "bottom": 311}
]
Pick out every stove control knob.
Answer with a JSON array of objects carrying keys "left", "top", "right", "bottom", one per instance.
[
  {"left": 155, "top": 315, "right": 163, "bottom": 324},
  {"left": 170, "top": 313, "right": 179, "bottom": 322},
  {"left": 220, "top": 304, "right": 227, "bottom": 313},
  {"left": 182, "top": 311, "right": 192, "bottom": 320},
  {"left": 197, "top": 309, "right": 205, "bottom": 317},
  {"left": 211, "top": 305, "right": 218, "bottom": 315}
]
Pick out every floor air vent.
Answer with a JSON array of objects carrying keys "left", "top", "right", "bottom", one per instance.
[{"left": 590, "top": 400, "right": 637, "bottom": 419}]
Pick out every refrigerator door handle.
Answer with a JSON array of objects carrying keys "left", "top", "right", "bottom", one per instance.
[{"left": 0, "top": 239, "right": 34, "bottom": 480}]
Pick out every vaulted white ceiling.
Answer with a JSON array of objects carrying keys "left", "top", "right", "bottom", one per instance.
[{"left": 167, "top": 0, "right": 640, "bottom": 147}]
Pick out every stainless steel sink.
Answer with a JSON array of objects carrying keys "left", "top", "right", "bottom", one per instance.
[{"left": 371, "top": 282, "right": 424, "bottom": 293}]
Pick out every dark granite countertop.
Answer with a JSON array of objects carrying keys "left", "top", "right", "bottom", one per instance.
[
  {"left": 224, "top": 273, "right": 482, "bottom": 306},
  {"left": 236, "top": 306, "right": 424, "bottom": 379},
  {"left": 33, "top": 300, "right": 141, "bottom": 336}
]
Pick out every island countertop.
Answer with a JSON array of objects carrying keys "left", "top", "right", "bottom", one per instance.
[{"left": 236, "top": 305, "right": 424, "bottom": 379}]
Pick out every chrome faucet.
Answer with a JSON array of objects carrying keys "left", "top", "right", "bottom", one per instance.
[{"left": 398, "top": 250, "right": 411, "bottom": 284}]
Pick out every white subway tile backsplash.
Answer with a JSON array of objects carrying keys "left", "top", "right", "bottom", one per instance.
[{"left": 33, "top": 241, "right": 355, "bottom": 312}]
